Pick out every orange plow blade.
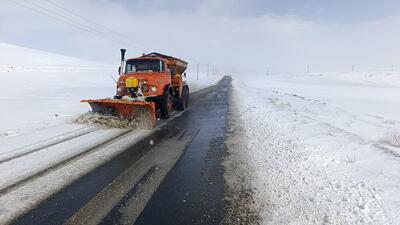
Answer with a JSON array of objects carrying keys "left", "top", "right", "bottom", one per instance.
[{"left": 81, "top": 99, "right": 156, "bottom": 128}]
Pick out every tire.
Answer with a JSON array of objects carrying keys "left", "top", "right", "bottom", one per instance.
[
  {"left": 185, "top": 88, "right": 189, "bottom": 108},
  {"left": 161, "top": 88, "right": 173, "bottom": 118},
  {"left": 176, "top": 87, "right": 189, "bottom": 111}
]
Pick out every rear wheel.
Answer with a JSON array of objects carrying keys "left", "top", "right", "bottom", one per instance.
[
  {"left": 185, "top": 88, "right": 189, "bottom": 108},
  {"left": 161, "top": 88, "right": 173, "bottom": 118},
  {"left": 176, "top": 86, "right": 189, "bottom": 111}
]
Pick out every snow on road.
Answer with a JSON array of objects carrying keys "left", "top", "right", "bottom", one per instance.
[{"left": 229, "top": 72, "right": 400, "bottom": 224}]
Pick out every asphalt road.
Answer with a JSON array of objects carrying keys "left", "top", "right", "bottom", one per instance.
[
  {"left": 12, "top": 76, "right": 231, "bottom": 225},
  {"left": 133, "top": 76, "right": 230, "bottom": 225}
]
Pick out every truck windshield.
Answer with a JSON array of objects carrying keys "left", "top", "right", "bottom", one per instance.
[{"left": 125, "top": 59, "right": 164, "bottom": 73}]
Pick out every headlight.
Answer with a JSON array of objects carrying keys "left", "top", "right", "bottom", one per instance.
[
  {"left": 141, "top": 84, "right": 148, "bottom": 92},
  {"left": 151, "top": 86, "right": 157, "bottom": 92},
  {"left": 117, "top": 86, "right": 124, "bottom": 92}
]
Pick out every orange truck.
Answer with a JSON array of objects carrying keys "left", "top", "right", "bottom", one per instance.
[{"left": 81, "top": 49, "right": 189, "bottom": 127}]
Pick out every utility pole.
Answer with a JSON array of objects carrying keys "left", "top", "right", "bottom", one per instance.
[
  {"left": 352, "top": 64, "right": 354, "bottom": 72},
  {"left": 206, "top": 64, "right": 209, "bottom": 77},
  {"left": 307, "top": 65, "right": 310, "bottom": 74},
  {"left": 267, "top": 68, "right": 269, "bottom": 76},
  {"left": 196, "top": 64, "right": 199, "bottom": 80}
]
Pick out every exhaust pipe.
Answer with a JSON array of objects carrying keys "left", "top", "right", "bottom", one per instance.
[{"left": 119, "top": 49, "right": 126, "bottom": 76}]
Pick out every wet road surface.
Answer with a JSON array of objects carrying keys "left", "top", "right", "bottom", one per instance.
[{"left": 133, "top": 77, "right": 230, "bottom": 225}]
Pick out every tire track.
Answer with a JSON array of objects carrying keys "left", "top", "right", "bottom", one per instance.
[
  {"left": 0, "top": 129, "right": 133, "bottom": 196},
  {"left": 0, "top": 127, "right": 99, "bottom": 165}
]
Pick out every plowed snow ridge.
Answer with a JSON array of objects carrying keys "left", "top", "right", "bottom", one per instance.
[{"left": 228, "top": 72, "right": 400, "bottom": 224}]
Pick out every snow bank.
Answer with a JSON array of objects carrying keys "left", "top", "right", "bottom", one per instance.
[
  {"left": 229, "top": 71, "right": 400, "bottom": 224},
  {"left": 185, "top": 70, "right": 222, "bottom": 93}
]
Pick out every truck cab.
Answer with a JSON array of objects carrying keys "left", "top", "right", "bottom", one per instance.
[{"left": 115, "top": 52, "right": 189, "bottom": 118}]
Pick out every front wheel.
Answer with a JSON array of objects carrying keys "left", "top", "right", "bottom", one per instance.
[{"left": 161, "top": 88, "right": 173, "bottom": 118}]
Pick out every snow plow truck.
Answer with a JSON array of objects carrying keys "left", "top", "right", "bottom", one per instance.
[{"left": 81, "top": 49, "right": 189, "bottom": 128}]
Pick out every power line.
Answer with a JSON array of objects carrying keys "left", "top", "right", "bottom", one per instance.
[
  {"left": 9, "top": 0, "right": 146, "bottom": 51},
  {"left": 37, "top": 0, "right": 147, "bottom": 51},
  {"left": 23, "top": 0, "right": 128, "bottom": 45},
  {"left": 9, "top": 0, "right": 119, "bottom": 45},
  {"left": 9, "top": 0, "right": 104, "bottom": 40},
  {"left": 42, "top": 0, "right": 136, "bottom": 46}
]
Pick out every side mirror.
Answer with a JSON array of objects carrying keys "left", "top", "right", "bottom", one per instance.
[{"left": 118, "top": 66, "right": 121, "bottom": 75}]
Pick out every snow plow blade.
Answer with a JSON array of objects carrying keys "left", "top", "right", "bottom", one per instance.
[{"left": 80, "top": 99, "right": 156, "bottom": 128}]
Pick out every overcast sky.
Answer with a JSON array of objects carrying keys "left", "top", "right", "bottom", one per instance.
[{"left": 1, "top": 0, "right": 400, "bottom": 73}]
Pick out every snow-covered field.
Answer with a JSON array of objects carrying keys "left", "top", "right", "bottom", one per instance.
[
  {"left": 0, "top": 42, "right": 115, "bottom": 138},
  {"left": 229, "top": 72, "right": 400, "bottom": 224}
]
